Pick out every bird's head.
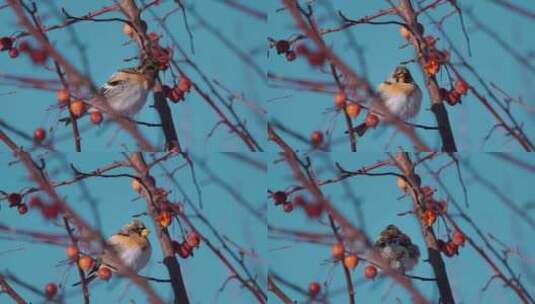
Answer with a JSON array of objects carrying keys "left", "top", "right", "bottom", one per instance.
[
  {"left": 122, "top": 220, "right": 150, "bottom": 238},
  {"left": 391, "top": 66, "right": 413, "bottom": 83}
]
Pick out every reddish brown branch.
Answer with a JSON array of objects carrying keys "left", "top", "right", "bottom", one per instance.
[{"left": 0, "top": 274, "right": 27, "bottom": 304}]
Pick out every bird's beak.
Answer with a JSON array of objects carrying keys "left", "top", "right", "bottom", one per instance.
[{"left": 141, "top": 228, "right": 150, "bottom": 237}]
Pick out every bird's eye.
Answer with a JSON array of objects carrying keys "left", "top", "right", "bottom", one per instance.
[{"left": 108, "top": 80, "right": 123, "bottom": 86}]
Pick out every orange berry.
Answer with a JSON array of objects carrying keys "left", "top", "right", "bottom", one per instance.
[
  {"left": 123, "top": 23, "right": 134, "bottom": 37},
  {"left": 424, "top": 59, "right": 440, "bottom": 76},
  {"left": 89, "top": 111, "right": 103, "bottom": 124},
  {"left": 331, "top": 243, "right": 344, "bottom": 260},
  {"left": 308, "top": 281, "right": 321, "bottom": 298},
  {"left": 452, "top": 231, "right": 466, "bottom": 246},
  {"left": 364, "top": 265, "right": 378, "bottom": 279},
  {"left": 454, "top": 79, "right": 468, "bottom": 95},
  {"left": 69, "top": 100, "right": 85, "bottom": 117},
  {"left": 345, "top": 103, "right": 361, "bottom": 118},
  {"left": 421, "top": 209, "right": 437, "bottom": 226},
  {"left": 365, "top": 113, "right": 379, "bottom": 128},
  {"left": 186, "top": 232, "right": 201, "bottom": 248},
  {"left": 56, "top": 89, "right": 69, "bottom": 104},
  {"left": 343, "top": 254, "right": 359, "bottom": 269},
  {"left": 399, "top": 26, "right": 411, "bottom": 39},
  {"left": 174, "top": 241, "right": 192, "bottom": 258},
  {"left": 131, "top": 179, "right": 142, "bottom": 192},
  {"left": 33, "top": 127, "right": 46, "bottom": 142},
  {"left": 156, "top": 211, "right": 172, "bottom": 228},
  {"left": 66, "top": 245, "right": 79, "bottom": 259},
  {"left": 310, "top": 131, "right": 323, "bottom": 147},
  {"left": 78, "top": 255, "right": 93, "bottom": 271},
  {"left": 98, "top": 267, "right": 112, "bottom": 281},
  {"left": 45, "top": 283, "right": 57, "bottom": 298},
  {"left": 334, "top": 91, "right": 346, "bottom": 107}
]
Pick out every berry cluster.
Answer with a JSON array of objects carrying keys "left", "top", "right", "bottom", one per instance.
[
  {"left": 163, "top": 76, "right": 192, "bottom": 103},
  {"left": 5, "top": 192, "right": 28, "bottom": 215},
  {"left": 172, "top": 231, "right": 201, "bottom": 259},
  {"left": 1, "top": 37, "right": 49, "bottom": 64},
  {"left": 334, "top": 90, "right": 379, "bottom": 132},
  {"left": 331, "top": 242, "right": 378, "bottom": 279},
  {"left": 440, "top": 79, "right": 469, "bottom": 106}
]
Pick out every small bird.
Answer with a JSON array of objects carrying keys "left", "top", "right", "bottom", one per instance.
[
  {"left": 373, "top": 224, "right": 420, "bottom": 272},
  {"left": 62, "top": 67, "right": 153, "bottom": 124},
  {"left": 74, "top": 220, "right": 152, "bottom": 285},
  {"left": 89, "top": 67, "right": 154, "bottom": 117},
  {"left": 353, "top": 65, "right": 422, "bottom": 136}
]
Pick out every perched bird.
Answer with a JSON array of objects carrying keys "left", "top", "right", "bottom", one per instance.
[
  {"left": 62, "top": 67, "right": 154, "bottom": 124},
  {"left": 89, "top": 67, "right": 154, "bottom": 117},
  {"left": 74, "top": 220, "right": 152, "bottom": 285},
  {"left": 353, "top": 65, "right": 422, "bottom": 136},
  {"left": 373, "top": 224, "right": 420, "bottom": 272}
]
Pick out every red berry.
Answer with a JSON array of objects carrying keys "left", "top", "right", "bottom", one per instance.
[
  {"left": 423, "top": 35, "right": 436, "bottom": 47},
  {"left": 307, "top": 51, "right": 325, "bottom": 66},
  {"left": 442, "top": 241, "right": 459, "bottom": 257},
  {"left": 275, "top": 40, "right": 290, "bottom": 54},
  {"left": 98, "top": 267, "right": 112, "bottom": 281},
  {"left": 452, "top": 231, "right": 465, "bottom": 246},
  {"left": 45, "top": 283, "right": 57, "bottom": 298},
  {"left": 0, "top": 37, "right": 13, "bottom": 51},
  {"left": 28, "top": 196, "right": 43, "bottom": 207},
  {"left": 285, "top": 50, "right": 296, "bottom": 61},
  {"left": 33, "top": 127, "right": 46, "bottom": 142},
  {"left": 365, "top": 113, "right": 379, "bottom": 128},
  {"left": 17, "top": 204, "right": 28, "bottom": 214},
  {"left": 308, "top": 281, "right": 321, "bottom": 298},
  {"left": 295, "top": 44, "right": 309, "bottom": 55},
  {"left": 364, "top": 265, "right": 378, "bottom": 279},
  {"left": 7, "top": 193, "right": 22, "bottom": 206},
  {"left": 29, "top": 48, "right": 48, "bottom": 64},
  {"left": 148, "top": 32, "right": 160, "bottom": 43},
  {"left": 310, "top": 131, "right": 323, "bottom": 147},
  {"left": 304, "top": 203, "right": 323, "bottom": 219},
  {"left": 168, "top": 87, "right": 184, "bottom": 103},
  {"left": 272, "top": 191, "right": 287, "bottom": 205},
  {"left": 41, "top": 205, "right": 59, "bottom": 219},
  {"left": 8, "top": 48, "right": 19, "bottom": 58},
  {"left": 18, "top": 41, "right": 30, "bottom": 52},
  {"left": 186, "top": 232, "right": 201, "bottom": 248},
  {"left": 175, "top": 242, "right": 192, "bottom": 258},
  {"left": 293, "top": 195, "right": 306, "bottom": 206},
  {"left": 454, "top": 79, "right": 469, "bottom": 95},
  {"left": 178, "top": 77, "right": 192, "bottom": 92},
  {"left": 89, "top": 111, "right": 103, "bottom": 125},
  {"left": 282, "top": 202, "right": 293, "bottom": 213},
  {"left": 446, "top": 90, "right": 461, "bottom": 105}
]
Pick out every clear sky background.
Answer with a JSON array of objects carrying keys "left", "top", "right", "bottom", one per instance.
[
  {"left": 268, "top": 152, "right": 535, "bottom": 303},
  {"left": 266, "top": 0, "right": 535, "bottom": 152},
  {"left": 0, "top": 152, "right": 266, "bottom": 303},
  {"left": 0, "top": 1, "right": 268, "bottom": 152}
]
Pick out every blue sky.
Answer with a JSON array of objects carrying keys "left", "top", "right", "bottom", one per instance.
[
  {"left": 0, "top": 1, "right": 267, "bottom": 152},
  {"left": 266, "top": 0, "right": 535, "bottom": 151},
  {"left": 268, "top": 152, "right": 535, "bottom": 303},
  {"left": 0, "top": 152, "right": 266, "bottom": 303}
]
